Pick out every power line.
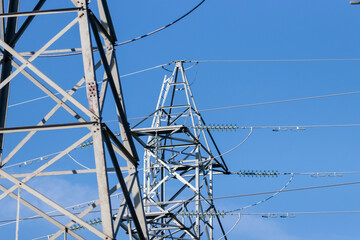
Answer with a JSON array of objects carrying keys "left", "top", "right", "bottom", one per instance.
[
  {"left": 187, "top": 58, "right": 360, "bottom": 63},
  {"left": 2, "top": 151, "right": 63, "bottom": 169},
  {"left": 3, "top": 0, "right": 206, "bottom": 59},
  {"left": 218, "top": 214, "right": 241, "bottom": 240},
  {"left": 0, "top": 192, "right": 123, "bottom": 228},
  {"left": 146, "top": 180, "right": 360, "bottom": 206},
  {"left": 213, "top": 211, "right": 360, "bottom": 217},
  {"left": 216, "top": 181, "right": 360, "bottom": 200},
  {"left": 252, "top": 124, "right": 360, "bottom": 130},
  {"left": 125, "top": 90, "right": 360, "bottom": 121},
  {"left": 3, "top": 208, "right": 360, "bottom": 225},
  {"left": 3, "top": 208, "right": 359, "bottom": 233},
  {"left": 177, "top": 210, "right": 360, "bottom": 217},
  {"left": 115, "top": 0, "right": 206, "bottom": 46},
  {"left": 240, "top": 211, "right": 360, "bottom": 216},
  {"left": 211, "top": 128, "right": 253, "bottom": 159},
  {"left": 67, "top": 153, "right": 90, "bottom": 170},
  {"left": 225, "top": 174, "right": 294, "bottom": 213},
  {"left": 194, "top": 123, "right": 360, "bottom": 132},
  {"left": 120, "top": 63, "right": 170, "bottom": 78},
  {"left": 198, "top": 90, "right": 360, "bottom": 113},
  {"left": 228, "top": 170, "right": 360, "bottom": 178},
  {"left": 236, "top": 124, "right": 360, "bottom": 130},
  {"left": 8, "top": 63, "right": 360, "bottom": 110},
  {"left": 7, "top": 63, "right": 168, "bottom": 108},
  {"left": 8, "top": 95, "right": 58, "bottom": 108}
]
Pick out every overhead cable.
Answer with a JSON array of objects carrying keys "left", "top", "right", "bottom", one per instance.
[
  {"left": 8, "top": 62, "right": 168, "bottom": 108},
  {"left": 211, "top": 127, "right": 253, "bottom": 159},
  {"left": 241, "top": 210, "right": 360, "bottom": 217},
  {"left": 0, "top": 192, "right": 123, "bottom": 228},
  {"left": 146, "top": 180, "right": 360, "bottom": 206},
  {"left": 125, "top": 90, "right": 360, "bottom": 121},
  {"left": 4, "top": 209, "right": 360, "bottom": 225},
  {"left": 218, "top": 214, "right": 241, "bottom": 240},
  {"left": 7, "top": 0, "right": 206, "bottom": 58},
  {"left": 188, "top": 58, "right": 360, "bottom": 63},
  {"left": 214, "top": 181, "right": 360, "bottom": 201},
  {"left": 229, "top": 170, "right": 357, "bottom": 178},
  {"left": 120, "top": 63, "right": 171, "bottom": 78},
  {"left": 67, "top": 153, "right": 90, "bottom": 170},
  {"left": 251, "top": 124, "right": 360, "bottom": 130},
  {"left": 225, "top": 174, "right": 294, "bottom": 213},
  {"left": 115, "top": 0, "right": 206, "bottom": 46},
  {"left": 199, "top": 90, "right": 360, "bottom": 113},
  {"left": 178, "top": 210, "right": 360, "bottom": 217},
  {"left": 194, "top": 123, "right": 360, "bottom": 132},
  {"left": 8, "top": 67, "right": 360, "bottom": 109}
]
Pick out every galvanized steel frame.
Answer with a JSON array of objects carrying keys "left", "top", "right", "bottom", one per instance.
[
  {"left": 132, "top": 61, "right": 228, "bottom": 240},
  {"left": 0, "top": 0, "right": 148, "bottom": 239}
]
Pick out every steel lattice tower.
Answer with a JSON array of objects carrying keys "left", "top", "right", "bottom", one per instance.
[
  {"left": 0, "top": 0, "right": 148, "bottom": 239},
  {"left": 131, "top": 61, "right": 229, "bottom": 240}
]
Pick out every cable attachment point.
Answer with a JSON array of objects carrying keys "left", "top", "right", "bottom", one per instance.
[
  {"left": 70, "top": 217, "right": 102, "bottom": 232},
  {"left": 262, "top": 213, "right": 296, "bottom": 218},
  {"left": 272, "top": 126, "right": 306, "bottom": 132},
  {"left": 194, "top": 124, "right": 238, "bottom": 131},
  {"left": 350, "top": 1, "right": 360, "bottom": 5},
  {"left": 310, "top": 172, "right": 343, "bottom": 178},
  {"left": 235, "top": 170, "right": 279, "bottom": 177}
]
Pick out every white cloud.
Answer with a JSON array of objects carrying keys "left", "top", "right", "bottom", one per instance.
[
  {"left": 220, "top": 215, "right": 301, "bottom": 240},
  {"left": 28, "top": 176, "right": 98, "bottom": 211}
]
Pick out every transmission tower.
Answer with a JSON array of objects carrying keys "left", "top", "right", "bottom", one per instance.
[
  {"left": 131, "top": 61, "right": 229, "bottom": 239},
  {"left": 0, "top": 0, "right": 148, "bottom": 239}
]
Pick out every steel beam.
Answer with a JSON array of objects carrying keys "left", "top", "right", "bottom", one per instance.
[
  {"left": 0, "top": 74, "right": 87, "bottom": 167},
  {"left": 91, "top": 2, "right": 149, "bottom": 237},
  {"left": 103, "top": 128, "right": 146, "bottom": 240},
  {"left": 0, "top": 184, "right": 85, "bottom": 240},
  {"left": 77, "top": 0, "right": 114, "bottom": 237},
  {"left": 9, "top": 0, "right": 47, "bottom": 46},
  {"left": 0, "top": 7, "right": 80, "bottom": 18},
  {"left": 0, "top": 0, "right": 20, "bottom": 163},
  {"left": 0, "top": 122, "right": 95, "bottom": 134},
  {"left": 0, "top": 169, "right": 110, "bottom": 239},
  {"left": 0, "top": 133, "right": 92, "bottom": 202},
  {"left": 0, "top": 0, "right": 4, "bottom": 41}
]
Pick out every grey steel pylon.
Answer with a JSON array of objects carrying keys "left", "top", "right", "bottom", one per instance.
[
  {"left": 0, "top": 0, "right": 147, "bottom": 239},
  {"left": 132, "top": 61, "right": 229, "bottom": 239}
]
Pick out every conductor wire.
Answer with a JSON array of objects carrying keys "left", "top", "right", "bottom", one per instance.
[
  {"left": 189, "top": 58, "right": 360, "bottom": 63},
  {"left": 115, "top": 0, "right": 206, "bottom": 46},
  {"left": 67, "top": 153, "right": 90, "bottom": 170},
  {"left": 212, "top": 127, "right": 253, "bottom": 159},
  {"left": 218, "top": 214, "right": 241, "bottom": 240},
  {"left": 1, "top": 1, "right": 206, "bottom": 58},
  {"left": 7, "top": 63, "right": 169, "bottom": 108},
  {"left": 226, "top": 174, "right": 294, "bottom": 213},
  {"left": 126, "top": 90, "right": 360, "bottom": 121},
  {"left": 199, "top": 90, "right": 360, "bottom": 113},
  {"left": 145, "top": 180, "right": 360, "bottom": 206}
]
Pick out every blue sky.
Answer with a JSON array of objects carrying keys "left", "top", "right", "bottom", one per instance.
[
  {"left": 118, "top": 1, "right": 360, "bottom": 238},
  {"left": 2, "top": 0, "right": 360, "bottom": 239}
]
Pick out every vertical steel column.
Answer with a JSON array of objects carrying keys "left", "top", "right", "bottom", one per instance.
[
  {"left": 0, "top": 0, "right": 5, "bottom": 40},
  {"left": 209, "top": 161, "right": 213, "bottom": 240},
  {"left": 195, "top": 148, "right": 200, "bottom": 238},
  {"left": 95, "top": 1, "right": 149, "bottom": 237},
  {"left": 0, "top": 0, "right": 20, "bottom": 163},
  {"left": 77, "top": 0, "right": 114, "bottom": 238}
]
